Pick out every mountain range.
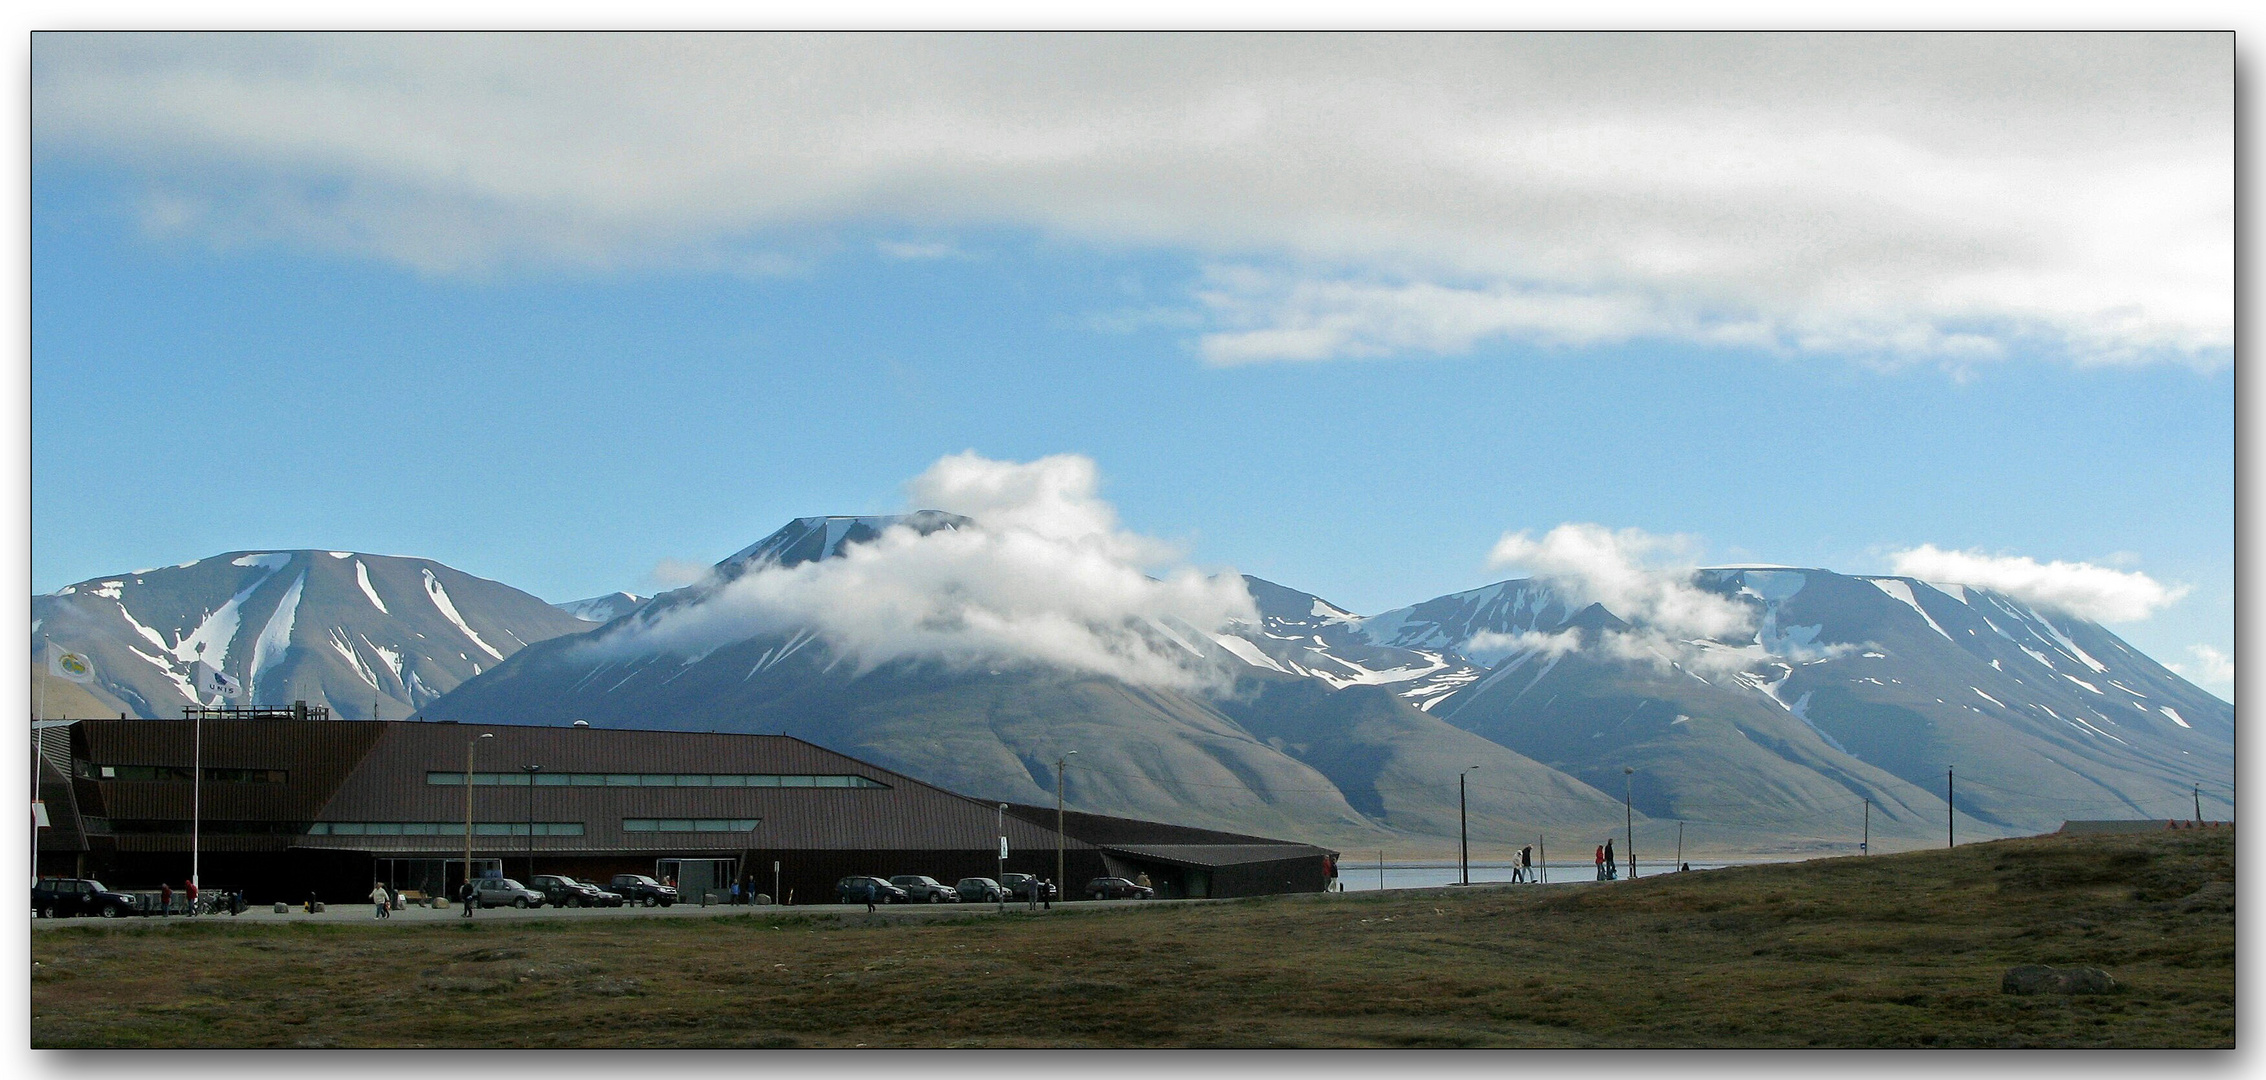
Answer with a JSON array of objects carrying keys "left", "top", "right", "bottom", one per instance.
[{"left": 32, "top": 517, "right": 2232, "bottom": 854}]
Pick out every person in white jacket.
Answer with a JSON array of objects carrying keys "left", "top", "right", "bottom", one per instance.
[{"left": 370, "top": 882, "right": 392, "bottom": 920}]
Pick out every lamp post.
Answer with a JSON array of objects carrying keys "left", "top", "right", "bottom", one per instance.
[
  {"left": 1623, "top": 766, "right": 1636, "bottom": 880},
  {"left": 463, "top": 733, "right": 493, "bottom": 893},
  {"left": 522, "top": 764, "right": 542, "bottom": 881},
  {"left": 1055, "top": 751, "right": 1077, "bottom": 901},
  {"left": 1459, "top": 766, "right": 1479, "bottom": 886},
  {"left": 996, "top": 803, "right": 1008, "bottom": 914}
]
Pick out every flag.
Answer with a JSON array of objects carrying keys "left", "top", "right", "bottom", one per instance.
[
  {"left": 48, "top": 649, "right": 94, "bottom": 684},
  {"left": 195, "top": 661, "right": 243, "bottom": 700}
]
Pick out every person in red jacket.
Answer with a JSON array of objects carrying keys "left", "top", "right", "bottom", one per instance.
[
  {"left": 1594, "top": 845, "right": 1605, "bottom": 881},
  {"left": 159, "top": 882, "right": 173, "bottom": 916},
  {"left": 185, "top": 879, "right": 199, "bottom": 917}
]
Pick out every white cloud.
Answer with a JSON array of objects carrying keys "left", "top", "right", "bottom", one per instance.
[
  {"left": 32, "top": 33, "right": 2230, "bottom": 368},
  {"left": 2168, "top": 644, "right": 2234, "bottom": 700},
  {"left": 587, "top": 452, "right": 1256, "bottom": 690},
  {"left": 643, "top": 558, "right": 713, "bottom": 590},
  {"left": 1462, "top": 627, "right": 1582, "bottom": 666},
  {"left": 1488, "top": 523, "right": 1754, "bottom": 641},
  {"left": 1886, "top": 544, "right": 2188, "bottom": 623}
]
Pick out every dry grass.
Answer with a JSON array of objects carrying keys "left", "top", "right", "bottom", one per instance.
[{"left": 31, "top": 828, "right": 2232, "bottom": 1047}]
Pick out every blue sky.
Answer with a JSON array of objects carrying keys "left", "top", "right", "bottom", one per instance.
[{"left": 28, "top": 33, "right": 2233, "bottom": 696}]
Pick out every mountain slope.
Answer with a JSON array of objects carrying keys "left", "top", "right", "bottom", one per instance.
[
  {"left": 429, "top": 516, "right": 1623, "bottom": 848},
  {"left": 33, "top": 551, "right": 596, "bottom": 719},
  {"left": 1343, "top": 567, "right": 2233, "bottom": 842}
]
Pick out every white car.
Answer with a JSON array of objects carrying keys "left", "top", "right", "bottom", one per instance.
[{"left": 470, "top": 878, "right": 545, "bottom": 909}]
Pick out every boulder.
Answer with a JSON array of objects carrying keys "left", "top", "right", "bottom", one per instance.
[
  {"left": 2002, "top": 965, "right": 2118, "bottom": 995},
  {"left": 2180, "top": 880, "right": 2234, "bottom": 913}
]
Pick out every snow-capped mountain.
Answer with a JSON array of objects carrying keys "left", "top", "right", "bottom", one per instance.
[
  {"left": 1220, "top": 576, "right": 1487, "bottom": 712},
  {"left": 556, "top": 592, "right": 647, "bottom": 623},
  {"left": 34, "top": 551, "right": 596, "bottom": 719},
  {"left": 428, "top": 516, "right": 1635, "bottom": 848},
  {"left": 1313, "top": 567, "right": 2233, "bottom": 840}
]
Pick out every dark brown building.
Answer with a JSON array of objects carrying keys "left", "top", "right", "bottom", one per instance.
[{"left": 35, "top": 715, "right": 1336, "bottom": 904}]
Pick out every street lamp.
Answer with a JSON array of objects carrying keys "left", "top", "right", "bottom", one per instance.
[
  {"left": 1623, "top": 766, "right": 1636, "bottom": 881},
  {"left": 996, "top": 803, "right": 1008, "bottom": 914},
  {"left": 1055, "top": 751, "right": 1077, "bottom": 902},
  {"left": 463, "top": 733, "right": 493, "bottom": 894},
  {"left": 522, "top": 764, "right": 542, "bottom": 882},
  {"left": 1459, "top": 766, "right": 1480, "bottom": 885}
]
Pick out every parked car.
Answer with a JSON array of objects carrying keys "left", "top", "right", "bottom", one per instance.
[
  {"left": 955, "top": 877, "right": 1006, "bottom": 902},
  {"left": 470, "top": 878, "right": 545, "bottom": 909},
  {"left": 1085, "top": 877, "right": 1155, "bottom": 901},
  {"left": 835, "top": 875, "right": 909, "bottom": 905},
  {"left": 999, "top": 873, "right": 1057, "bottom": 902},
  {"left": 889, "top": 875, "right": 962, "bottom": 903},
  {"left": 608, "top": 874, "right": 679, "bottom": 907},
  {"left": 32, "top": 877, "right": 139, "bottom": 919},
  {"left": 530, "top": 874, "right": 624, "bottom": 908}
]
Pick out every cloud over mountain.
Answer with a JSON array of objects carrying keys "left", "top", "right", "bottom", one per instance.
[
  {"left": 583, "top": 453, "right": 1256, "bottom": 689},
  {"left": 34, "top": 33, "right": 2228, "bottom": 369},
  {"left": 1886, "top": 544, "right": 2187, "bottom": 623}
]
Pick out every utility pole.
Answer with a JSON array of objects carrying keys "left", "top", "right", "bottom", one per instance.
[
  {"left": 2195, "top": 783, "right": 2203, "bottom": 826},
  {"left": 523, "top": 764, "right": 542, "bottom": 881},
  {"left": 1378, "top": 850, "right": 1384, "bottom": 892},
  {"left": 1946, "top": 766, "right": 1955, "bottom": 849},
  {"left": 1458, "top": 766, "right": 1479, "bottom": 885},
  {"left": 1676, "top": 821, "right": 1684, "bottom": 870},
  {"left": 1863, "top": 799, "right": 1871, "bottom": 855},
  {"left": 997, "top": 803, "right": 1007, "bottom": 914},
  {"left": 464, "top": 733, "right": 492, "bottom": 894},
  {"left": 1538, "top": 835, "right": 1546, "bottom": 884},
  {"left": 192, "top": 707, "right": 203, "bottom": 894},
  {"left": 1055, "top": 751, "right": 1076, "bottom": 902},
  {"left": 1624, "top": 766, "right": 1636, "bottom": 880}
]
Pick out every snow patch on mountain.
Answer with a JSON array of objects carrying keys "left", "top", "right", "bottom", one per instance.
[
  {"left": 249, "top": 572, "right": 306, "bottom": 694},
  {"left": 423, "top": 569, "right": 503, "bottom": 660},
  {"left": 355, "top": 560, "right": 389, "bottom": 614}
]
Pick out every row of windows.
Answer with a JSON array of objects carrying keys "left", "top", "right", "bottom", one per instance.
[
  {"left": 427, "top": 771, "right": 886, "bottom": 789},
  {"left": 78, "top": 763, "right": 290, "bottom": 784},
  {"left": 307, "top": 821, "right": 587, "bottom": 837},
  {"left": 621, "top": 818, "right": 763, "bottom": 833}
]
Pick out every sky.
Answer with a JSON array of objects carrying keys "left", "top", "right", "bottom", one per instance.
[{"left": 26, "top": 32, "right": 2234, "bottom": 698}]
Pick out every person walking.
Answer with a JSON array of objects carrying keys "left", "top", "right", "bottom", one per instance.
[
  {"left": 1604, "top": 838, "right": 1617, "bottom": 880},
  {"left": 1042, "top": 878, "right": 1053, "bottom": 910},
  {"left": 230, "top": 888, "right": 245, "bottom": 916},
  {"left": 1521, "top": 845, "right": 1534, "bottom": 884},
  {"left": 1593, "top": 845, "right": 1605, "bottom": 881},
  {"left": 185, "top": 879, "right": 199, "bottom": 916},
  {"left": 160, "top": 882, "right": 174, "bottom": 916},
  {"left": 863, "top": 879, "right": 877, "bottom": 913},
  {"left": 457, "top": 879, "right": 476, "bottom": 918},
  {"left": 370, "top": 882, "right": 391, "bottom": 920}
]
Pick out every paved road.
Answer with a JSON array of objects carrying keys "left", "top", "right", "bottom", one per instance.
[{"left": 29, "top": 896, "right": 1167, "bottom": 928}]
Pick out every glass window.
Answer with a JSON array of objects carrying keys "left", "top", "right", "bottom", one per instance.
[
  {"left": 782, "top": 775, "right": 815, "bottom": 788},
  {"left": 622, "top": 819, "right": 655, "bottom": 832},
  {"left": 536, "top": 773, "right": 569, "bottom": 786},
  {"left": 605, "top": 774, "right": 639, "bottom": 786},
  {"left": 675, "top": 774, "right": 711, "bottom": 787}
]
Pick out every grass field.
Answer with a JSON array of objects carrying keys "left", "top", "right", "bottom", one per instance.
[{"left": 30, "top": 828, "right": 2233, "bottom": 1048}]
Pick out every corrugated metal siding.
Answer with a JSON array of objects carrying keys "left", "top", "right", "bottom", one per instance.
[
  {"left": 319, "top": 723, "right": 1085, "bottom": 856},
  {"left": 74, "top": 719, "right": 385, "bottom": 824}
]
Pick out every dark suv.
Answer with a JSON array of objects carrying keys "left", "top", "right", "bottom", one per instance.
[
  {"left": 888, "top": 875, "right": 961, "bottom": 903},
  {"left": 532, "top": 874, "right": 624, "bottom": 908},
  {"left": 1085, "top": 877, "right": 1155, "bottom": 901},
  {"left": 608, "top": 874, "right": 678, "bottom": 907},
  {"left": 836, "top": 876, "right": 909, "bottom": 905},
  {"left": 33, "top": 877, "right": 139, "bottom": 919}
]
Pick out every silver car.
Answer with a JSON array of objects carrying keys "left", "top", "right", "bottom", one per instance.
[{"left": 471, "top": 877, "right": 545, "bottom": 909}]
